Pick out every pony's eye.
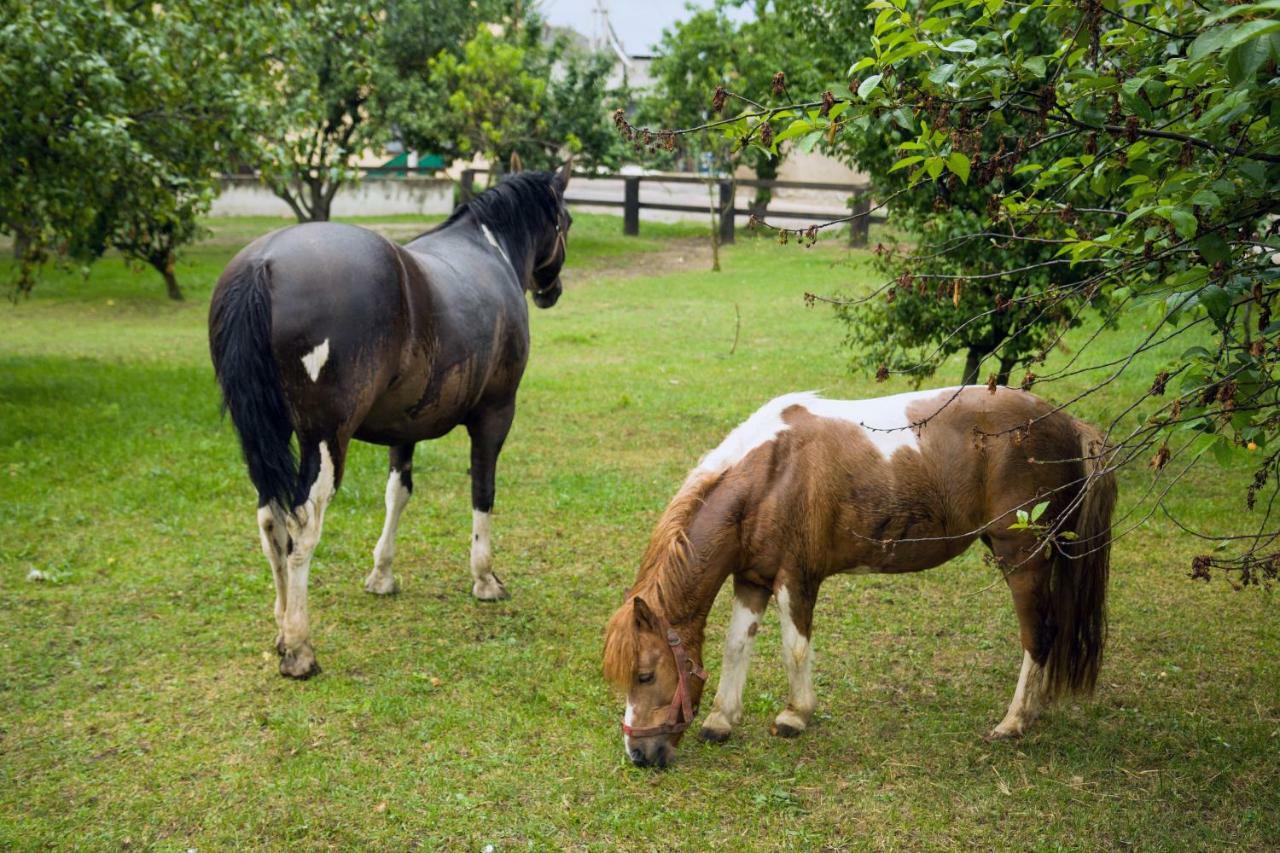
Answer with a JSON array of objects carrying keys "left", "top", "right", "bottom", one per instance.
[{"left": 637, "top": 672, "right": 655, "bottom": 684}]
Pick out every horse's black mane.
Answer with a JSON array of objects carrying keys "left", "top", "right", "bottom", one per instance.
[{"left": 415, "top": 171, "right": 560, "bottom": 269}]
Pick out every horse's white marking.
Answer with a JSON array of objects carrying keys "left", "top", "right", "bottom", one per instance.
[
  {"left": 480, "top": 224, "right": 511, "bottom": 264},
  {"left": 282, "top": 442, "right": 335, "bottom": 655},
  {"left": 697, "top": 388, "right": 966, "bottom": 474},
  {"left": 300, "top": 339, "right": 330, "bottom": 382},
  {"left": 470, "top": 510, "right": 493, "bottom": 576},
  {"left": 704, "top": 597, "right": 762, "bottom": 734},
  {"left": 366, "top": 470, "right": 411, "bottom": 594},
  {"left": 622, "top": 701, "right": 636, "bottom": 757},
  {"left": 993, "top": 650, "right": 1045, "bottom": 737},
  {"left": 775, "top": 586, "right": 815, "bottom": 728},
  {"left": 258, "top": 504, "right": 288, "bottom": 635}
]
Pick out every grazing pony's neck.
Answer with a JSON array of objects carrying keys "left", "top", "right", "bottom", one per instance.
[
  {"left": 604, "top": 471, "right": 740, "bottom": 686},
  {"left": 433, "top": 172, "right": 561, "bottom": 280}
]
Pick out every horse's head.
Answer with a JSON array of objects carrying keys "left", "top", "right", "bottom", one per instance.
[
  {"left": 530, "top": 158, "right": 573, "bottom": 309},
  {"left": 602, "top": 594, "right": 708, "bottom": 769}
]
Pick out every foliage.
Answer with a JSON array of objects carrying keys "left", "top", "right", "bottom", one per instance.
[
  {"left": 0, "top": 1, "right": 269, "bottom": 298},
  {"left": 415, "top": 20, "right": 627, "bottom": 176},
  {"left": 256, "top": 0, "right": 385, "bottom": 223},
  {"left": 641, "top": 2, "right": 814, "bottom": 208},
  {"left": 641, "top": 0, "right": 1280, "bottom": 584}
]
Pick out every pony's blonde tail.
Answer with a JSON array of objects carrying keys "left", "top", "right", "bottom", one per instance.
[{"left": 1044, "top": 420, "right": 1116, "bottom": 699}]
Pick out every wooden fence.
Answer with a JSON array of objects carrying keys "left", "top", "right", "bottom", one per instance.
[{"left": 457, "top": 169, "right": 884, "bottom": 248}]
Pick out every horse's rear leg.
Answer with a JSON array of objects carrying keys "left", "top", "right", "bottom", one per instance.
[
  {"left": 465, "top": 402, "right": 515, "bottom": 601},
  {"left": 989, "top": 539, "right": 1052, "bottom": 738},
  {"left": 772, "top": 577, "right": 819, "bottom": 738},
  {"left": 279, "top": 437, "right": 342, "bottom": 679},
  {"left": 257, "top": 502, "right": 290, "bottom": 654},
  {"left": 365, "top": 443, "right": 415, "bottom": 595},
  {"left": 700, "top": 578, "right": 770, "bottom": 743}
]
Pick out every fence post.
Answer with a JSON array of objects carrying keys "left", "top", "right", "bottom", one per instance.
[
  {"left": 718, "top": 180, "right": 735, "bottom": 245},
  {"left": 457, "top": 169, "right": 476, "bottom": 209},
  {"left": 849, "top": 195, "right": 871, "bottom": 248},
  {"left": 623, "top": 176, "right": 640, "bottom": 236}
]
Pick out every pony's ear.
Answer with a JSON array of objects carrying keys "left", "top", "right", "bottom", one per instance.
[
  {"left": 632, "top": 595, "right": 659, "bottom": 632},
  {"left": 553, "top": 155, "right": 573, "bottom": 194},
  {"left": 509, "top": 151, "right": 524, "bottom": 174}
]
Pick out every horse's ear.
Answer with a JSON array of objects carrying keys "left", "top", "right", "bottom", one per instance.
[
  {"left": 509, "top": 151, "right": 524, "bottom": 174},
  {"left": 632, "top": 595, "right": 659, "bottom": 632},
  {"left": 554, "top": 155, "right": 573, "bottom": 194}
]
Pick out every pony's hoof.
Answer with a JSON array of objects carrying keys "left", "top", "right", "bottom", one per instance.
[
  {"left": 771, "top": 709, "right": 808, "bottom": 738},
  {"left": 364, "top": 571, "right": 399, "bottom": 596},
  {"left": 472, "top": 574, "right": 509, "bottom": 601},
  {"left": 698, "top": 725, "right": 732, "bottom": 744},
  {"left": 279, "top": 644, "right": 320, "bottom": 679},
  {"left": 987, "top": 725, "right": 1025, "bottom": 741}
]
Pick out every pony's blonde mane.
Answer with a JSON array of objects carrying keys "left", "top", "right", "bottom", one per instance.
[{"left": 602, "top": 470, "right": 723, "bottom": 687}]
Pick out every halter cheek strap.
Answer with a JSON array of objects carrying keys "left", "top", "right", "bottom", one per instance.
[{"left": 620, "top": 621, "right": 709, "bottom": 739}]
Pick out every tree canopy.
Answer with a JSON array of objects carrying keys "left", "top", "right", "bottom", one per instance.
[{"left": 639, "top": 0, "right": 1280, "bottom": 585}]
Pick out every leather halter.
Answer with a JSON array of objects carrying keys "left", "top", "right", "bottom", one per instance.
[{"left": 620, "top": 611, "right": 709, "bottom": 739}]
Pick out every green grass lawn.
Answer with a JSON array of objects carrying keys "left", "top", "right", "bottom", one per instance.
[{"left": 1, "top": 214, "right": 1276, "bottom": 849}]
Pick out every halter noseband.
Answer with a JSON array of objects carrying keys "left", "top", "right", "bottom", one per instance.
[{"left": 620, "top": 610, "right": 708, "bottom": 739}]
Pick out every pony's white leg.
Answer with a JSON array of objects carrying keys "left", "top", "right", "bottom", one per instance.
[
  {"left": 700, "top": 581, "right": 770, "bottom": 742},
  {"left": 773, "top": 583, "right": 817, "bottom": 737},
  {"left": 280, "top": 441, "right": 335, "bottom": 679},
  {"left": 257, "top": 502, "right": 289, "bottom": 654},
  {"left": 991, "top": 650, "right": 1046, "bottom": 738},
  {"left": 365, "top": 472, "right": 410, "bottom": 595}
]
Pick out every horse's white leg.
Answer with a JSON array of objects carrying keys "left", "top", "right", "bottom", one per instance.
[
  {"left": 992, "top": 651, "right": 1046, "bottom": 739},
  {"left": 465, "top": 403, "right": 514, "bottom": 601},
  {"left": 773, "top": 582, "right": 818, "bottom": 737},
  {"left": 365, "top": 445, "right": 414, "bottom": 595},
  {"left": 280, "top": 441, "right": 336, "bottom": 679},
  {"left": 990, "top": 552, "right": 1051, "bottom": 738},
  {"left": 257, "top": 502, "right": 289, "bottom": 654},
  {"left": 700, "top": 580, "right": 770, "bottom": 742}
]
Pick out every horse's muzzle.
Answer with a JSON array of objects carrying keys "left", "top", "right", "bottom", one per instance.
[
  {"left": 532, "top": 279, "right": 562, "bottom": 309},
  {"left": 629, "top": 741, "right": 675, "bottom": 769}
]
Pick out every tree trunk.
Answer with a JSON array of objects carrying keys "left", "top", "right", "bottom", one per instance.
[
  {"left": 750, "top": 155, "right": 778, "bottom": 215},
  {"left": 308, "top": 178, "right": 330, "bottom": 222},
  {"left": 153, "top": 253, "right": 183, "bottom": 301},
  {"left": 963, "top": 346, "right": 1015, "bottom": 386}
]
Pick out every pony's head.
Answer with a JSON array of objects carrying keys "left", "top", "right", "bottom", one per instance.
[
  {"left": 603, "top": 594, "right": 708, "bottom": 769},
  {"left": 528, "top": 158, "right": 573, "bottom": 309}
]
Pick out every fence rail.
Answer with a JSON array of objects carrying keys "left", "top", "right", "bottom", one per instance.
[{"left": 457, "top": 169, "right": 884, "bottom": 247}]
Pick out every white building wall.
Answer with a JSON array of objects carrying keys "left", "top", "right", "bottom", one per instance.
[{"left": 209, "top": 177, "right": 455, "bottom": 218}]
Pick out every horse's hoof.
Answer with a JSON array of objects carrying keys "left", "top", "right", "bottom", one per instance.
[
  {"left": 364, "top": 571, "right": 399, "bottom": 596},
  {"left": 279, "top": 644, "right": 320, "bottom": 679},
  {"left": 472, "top": 574, "right": 509, "bottom": 601},
  {"left": 987, "top": 725, "right": 1024, "bottom": 741},
  {"left": 771, "top": 721, "right": 804, "bottom": 738},
  {"left": 699, "top": 725, "right": 732, "bottom": 744}
]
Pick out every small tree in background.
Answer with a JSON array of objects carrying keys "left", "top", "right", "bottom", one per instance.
[{"left": 0, "top": 1, "right": 272, "bottom": 298}]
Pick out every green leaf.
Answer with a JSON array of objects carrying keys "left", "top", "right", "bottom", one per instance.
[
  {"left": 857, "top": 74, "right": 883, "bottom": 100},
  {"left": 1030, "top": 500, "right": 1050, "bottom": 522},
  {"left": 947, "top": 151, "right": 970, "bottom": 183},
  {"left": 889, "top": 155, "right": 925, "bottom": 172},
  {"left": 942, "top": 38, "right": 977, "bottom": 53},
  {"left": 1196, "top": 233, "right": 1230, "bottom": 264},
  {"left": 1200, "top": 285, "right": 1231, "bottom": 326},
  {"left": 925, "top": 156, "right": 944, "bottom": 179}
]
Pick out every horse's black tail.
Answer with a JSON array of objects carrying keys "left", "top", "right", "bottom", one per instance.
[
  {"left": 208, "top": 259, "right": 297, "bottom": 509},
  {"left": 1044, "top": 420, "right": 1116, "bottom": 699}
]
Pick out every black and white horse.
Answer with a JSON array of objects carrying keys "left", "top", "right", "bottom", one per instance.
[{"left": 209, "top": 163, "right": 572, "bottom": 678}]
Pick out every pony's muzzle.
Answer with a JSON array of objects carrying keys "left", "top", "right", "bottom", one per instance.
[{"left": 628, "top": 739, "right": 675, "bottom": 769}]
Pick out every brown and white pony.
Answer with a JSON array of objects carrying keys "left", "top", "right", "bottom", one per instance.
[{"left": 603, "top": 386, "right": 1116, "bottom": 768}]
